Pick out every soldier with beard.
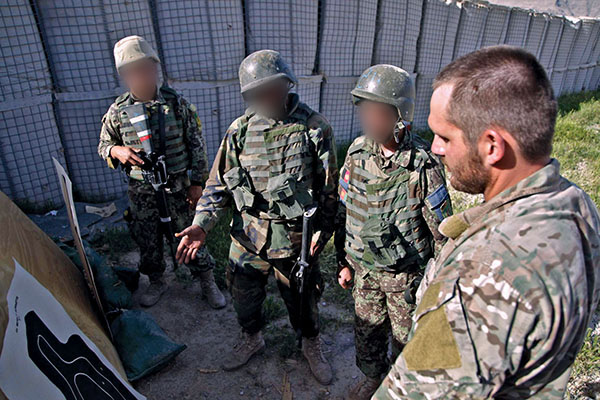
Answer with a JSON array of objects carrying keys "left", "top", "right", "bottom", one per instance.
[
  {"left": 175, "top": 50, "right": 339, "bottom": 384},
  {"left": 374, "top": 46, "right": 600, "bottom": 399}
]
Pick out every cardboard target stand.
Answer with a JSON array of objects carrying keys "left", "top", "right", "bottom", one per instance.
[{"left": 0, "top": 159, "right": 145, "bottom": 399}]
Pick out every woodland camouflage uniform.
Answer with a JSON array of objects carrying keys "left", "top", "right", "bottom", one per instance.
[
  {"left": 374, "top": 159, "right": 600, "bottom": 399},
  {"left": 99, "top": 86, "right": 215, "bottom": 281},
  {"left": 193, "top": 91, "right": 338, "bottom": 336}
]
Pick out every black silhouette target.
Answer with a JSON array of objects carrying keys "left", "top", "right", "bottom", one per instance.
[{"left": 24, "top": 311, "right": 137, "bottom": 400}]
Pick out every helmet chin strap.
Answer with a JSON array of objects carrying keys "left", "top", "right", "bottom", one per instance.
[{"left": 393, "top": 118, "right": 407, "bottom": 144}]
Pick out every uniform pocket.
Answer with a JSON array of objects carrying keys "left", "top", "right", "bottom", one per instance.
[
  {"left": 359, "top": 218, "right": 408, "bottom": 269},
  {"left": 223, "top": 167, "right": 255, "bottom": 212},
  {"left": 267, "top": 173, "right": 312, "bottom": 219}
]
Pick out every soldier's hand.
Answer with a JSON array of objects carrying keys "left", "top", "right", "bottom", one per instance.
[
  {"left": 337, "top": 266, "right": 353, "bottom": 289},
  {"left": 175, "top": 225, "right": 206, "bottom": 264},
  {"left": 110, "top": 146, "right": 144, "bottom": 167},
  {"left": 186, "top": 185, "right": 203, "bottom": 210}
]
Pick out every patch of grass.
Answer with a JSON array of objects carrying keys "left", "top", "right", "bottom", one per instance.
[
  {"left": 263, "top": 294, "right": 287, "bottom": 323},
  {"left": 263, "top": 324, "right": 299, "bottom": 358},
  {"left": 552, "top": 91, "right": 600, "bottom": 206},
  {"left": 204, "top": 209, "right": 232, "bottom": 289},
  {"left": 319, "top": 241, "right": 354, "bottom": 312},
  {"left": 571, "top": 329, "right": 600, "bottom": 377},
  {"left": 557, "top": 90, "right": 600, "bottom": 116},
  {"left": 90, "top": 227, "right": 136, "bottom": 262}
]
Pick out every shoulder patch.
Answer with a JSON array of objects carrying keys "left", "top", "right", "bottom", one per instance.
[
  {"left": 403, "top": 281, "right": 462, "bottom": 371},
  {"left": 426, "top": 184, "right": 452, "bottom": 222}
]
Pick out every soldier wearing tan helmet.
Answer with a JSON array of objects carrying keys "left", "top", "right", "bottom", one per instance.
[
  {"left": 334, "top": 64, "right": 451, "bottom": 399},
  {"left": 175, "top": 50, "right": 339, "bottom": 384},
  {"left": 98, "top": 35, "right": 225, "bottom": 309}
]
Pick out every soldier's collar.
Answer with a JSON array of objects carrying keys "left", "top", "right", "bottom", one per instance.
[
  {"left": 246, "top": 93, "right": 301, "bottom": 124},
  {"left": 439, "top": 159, "right": 561, "bottom": 239},
  {"left": 130, "top": 86, "right": 165, "bottom": 105},
  {"left": 368, "top": 131, "right": 414, "bottom": 168}
]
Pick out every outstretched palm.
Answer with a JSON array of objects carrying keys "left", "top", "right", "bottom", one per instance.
[{"left": 175, "top": 225, "right": 207, "bottom": 264}]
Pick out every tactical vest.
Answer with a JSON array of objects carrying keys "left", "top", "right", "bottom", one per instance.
[
  {"left": 223, "top": 104, "right": 316, "bottom": 222},
  {"left": 342, "top": 135, "right": 433, "bottom": 272},
  {"left": 116, "top": 87, "right": 188, "bottom": 181}
]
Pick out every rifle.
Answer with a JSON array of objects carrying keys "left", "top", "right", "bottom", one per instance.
[
  {"left": 123, "top": 103, "right": 179, "bottom": 272},
  {"left": 294, "top": 204, "right": 318, "bottom": 348}
]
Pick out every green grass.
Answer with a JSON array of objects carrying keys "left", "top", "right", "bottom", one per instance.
[
  {"left": 204, "top": 209, "right": 232, "bottom": 289},
  {"left": 552, "top": 90, "right": 600, "bottom": 205},
  {"left": 90, "top": 227, "right": 137, "bottom": 262},
  {"left": 571, "top": 329, "right": 600, "bottom": 378}
]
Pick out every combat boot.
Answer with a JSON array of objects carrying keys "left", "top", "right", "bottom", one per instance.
[
  {"left": 347, "top": 375, "right": 381, "bottom": 400},
  {"left": 139, "top": 278, "right": 167, "bottom": 307},
  {"left": 302, "top": 335, "right": 333, "bottom": 385},
  {"left": 199, "top": 269, "right": 226, "bottom": 309},
  {"left": 221, "top": 331, "right": 265, "bottom": 371}
]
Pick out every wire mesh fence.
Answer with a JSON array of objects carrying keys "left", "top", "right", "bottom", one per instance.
[{"left": 1, "top": 0, "right": 599, "bottom": 208}]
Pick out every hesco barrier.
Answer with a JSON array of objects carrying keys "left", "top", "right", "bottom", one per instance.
[{"left": 1, "top": 0, "right": 599, "bottom": 207}]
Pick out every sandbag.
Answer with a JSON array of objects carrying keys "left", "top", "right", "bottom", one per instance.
[
  {"left": 111, "top": 309, "right": 187, "bottom": 381},
  {"left": 56, "top": 240, "right": 133, "bottom": 311}
]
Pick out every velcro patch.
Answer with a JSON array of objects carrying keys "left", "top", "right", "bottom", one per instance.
[
  {"left": 426, "top": 184, "right": 452, "bottom": 222},
  {"left": 404, "top": 282, "right": 462, "bottom": 371}
]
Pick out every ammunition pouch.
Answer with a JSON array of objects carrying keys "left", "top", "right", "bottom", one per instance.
[
  {"left": 359, "top": 218, "right": 408, "bottom": 270},
  {"left": 223, "top": 167, "right": 255, "bottom": 212},
  {"left": 267, "top": 173, "right": 313, "bottom": 220}
]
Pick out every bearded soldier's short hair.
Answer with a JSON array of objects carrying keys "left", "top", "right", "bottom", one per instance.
[{"left": 433, "top": 45, "right": 557, "bottom": 162}]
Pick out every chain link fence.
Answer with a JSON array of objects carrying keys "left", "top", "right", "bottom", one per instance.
[{"left": 1, "top": 0, "right": 599, "bottom": 209}]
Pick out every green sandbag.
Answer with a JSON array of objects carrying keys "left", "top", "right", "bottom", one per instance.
[
  {"left": 111, "top": 309, "right": 187, "bottom": 381},
  {"left": 112, "top": 264, "right": 140, "bottom": 293},
  {"left": 56, "top": 240, "right": 133, "bottom": 311}
]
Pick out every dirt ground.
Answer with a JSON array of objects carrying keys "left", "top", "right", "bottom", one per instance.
[{"left": 118, "top": 251, "right": 363, "bottom": 400}]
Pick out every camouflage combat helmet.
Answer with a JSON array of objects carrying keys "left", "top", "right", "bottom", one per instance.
[
  {"left": 239, "top": 50, "right": 297, "bottom": 94},
  {"left": 113, "top": 35, "right": 160, "bottom": 72},
  {"left": 351, "top": 64, "right": 415, "bottom": 122}
]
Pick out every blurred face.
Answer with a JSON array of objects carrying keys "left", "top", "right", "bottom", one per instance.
[
  {"left": 119, "top": 58, "right": 159, "bottom": 101},
  {"left": 357, "top": 100, "right": 398, "bottom": 144},
  {"left": 429, "top": 84, "right": 490, "bottom": 194},
  {"left": 244, "top": 78, "right": 291, "bottom": 119}
]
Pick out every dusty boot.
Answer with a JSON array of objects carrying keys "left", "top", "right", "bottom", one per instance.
[
  {"left": 347, "top": 375, "right": 381, "bottom": 400},
  {"left": 221, "top": 331, "right": 265, "bottom": 371},
  {"left": 199, "top": 269, "right": 226, "bottom": 309},
  {"left": 139, "top": 278, "right": 167, "bottom": 307},
  {"left": 302, "top": 335, "right": 333, "bottom": 385}
]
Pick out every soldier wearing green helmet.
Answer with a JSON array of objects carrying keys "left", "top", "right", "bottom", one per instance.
[
  {"left": 176, "top": 50, "right": 339, "bottom": 384},
  {"left": 334, "top": 64, "right": 452, "bottom": 399}
]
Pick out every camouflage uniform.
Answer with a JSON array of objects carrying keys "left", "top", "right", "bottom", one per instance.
[
  {"left": 192, "top": 91, "right": 338, "bottom": 336},
  {"left": 374, "top": 159, "right": 600, "bottom": 399},
  {"left": 335, "top": 65, "right": 451, "bottom": 382},
  {"left": 98, "top": 86, "right": 214, "bottom": 281},
  {"left": 336, "top": 132, "right": 450, "bottom": 379}
]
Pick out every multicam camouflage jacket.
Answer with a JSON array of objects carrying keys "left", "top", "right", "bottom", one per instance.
[
  {"left": 193, "top": 93, "right": 339, "bottom": 259},
  {"left": 374, "top": 159, "right": 600, "bottom": 399},
  {"left": 334, "top": 131, "right": 450, "bottom": 274},
  {"left": 98, "top": 86, "right": 209, "bottom": 191}
]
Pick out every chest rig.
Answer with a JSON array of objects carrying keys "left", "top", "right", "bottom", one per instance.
[
  {"left": 342, "top": 135, "right": 433, "bottom": 272},
  {"left": 224, "top": 103, "right": 316, "bottom": 222},
  {"left": 116, "top": 88, "right": 188, "bottom": 181}
]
